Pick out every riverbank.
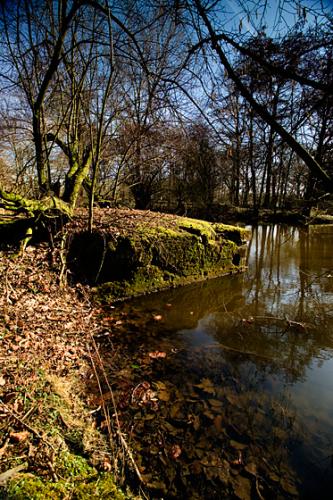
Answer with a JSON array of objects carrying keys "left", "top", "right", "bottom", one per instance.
[
  {"left": 67, "top": 209, "right": 250, "bottom": 301},
  {"left": 0, "top": 209, "right": 248, "bottom": 498},
  {"left": 0, "top": 244, "right": 139, "bottom": 498},
  {"left": 177, "top": 205, "right": 333, "bottom": 226}
]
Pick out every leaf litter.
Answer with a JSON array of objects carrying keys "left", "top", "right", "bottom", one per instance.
[
  {"left": 0, "top": 240, "right": 141, "bottom": 498},
  {"left": 0, "top": 209, "right": 307, "bottom": 499}
]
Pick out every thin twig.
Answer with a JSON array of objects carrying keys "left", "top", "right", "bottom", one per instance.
[
  {"left": 256, "top": 477, "right": 265, "bottom": 500},
  {"left": 59, "top": 231, "right": 68, "bottom": 287},
  {"left": 21, "top": 405, "right": 37, "bottom": 422},
  {"left": 0, "top": 399, "right": 55, "bottom": 450},
  {"left": 88, "top": 336, "right": 144, "bottom": 483},
  {"left": 95, "top": 233, "right": 107, "bottom": 283},
  {"left": 118, "top": 430, "right": 143, "bottom": 483},
  {"left": 4, "top": 267, "right": 17, "bottom": 304},
  {"left": 86, "top": 344, "right": 115, "bottom": 452}
]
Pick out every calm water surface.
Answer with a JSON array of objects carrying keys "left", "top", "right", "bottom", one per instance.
[{"left": 113, "top": 225, "right": 333, "bottom": 499}]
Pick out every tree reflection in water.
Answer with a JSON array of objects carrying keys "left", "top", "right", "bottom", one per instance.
[{"left": 103, "top": 225, "right": 333, "bottom": 498}]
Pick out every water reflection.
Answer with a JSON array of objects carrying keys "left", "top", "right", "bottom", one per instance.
[
  {"left": 246, "top": 225, "right": 333, "bottom": 321},
  {"left": 111, "top": 225, "right": 333, "bottom": 498}
]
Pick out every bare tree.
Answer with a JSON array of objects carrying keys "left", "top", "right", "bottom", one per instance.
[
  {"left": 0, "top": 0, "right": 151, "bottom": 217},
  {"left": 188, "top": 0, "right": 333, "bottom": 192}
]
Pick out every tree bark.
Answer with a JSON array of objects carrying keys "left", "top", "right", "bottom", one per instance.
[{"left": 193, "top": 0, "right": 333, "bottom": 192}]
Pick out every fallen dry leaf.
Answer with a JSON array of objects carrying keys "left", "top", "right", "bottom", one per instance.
[
  {"left": 157, "top": 389, "right": 170, "bottom": 401},
  {"left": 149, "top": 351, "right": 167, "bottom": 359},
  {"left": 10, "top": 431, "right": 30, "bottom": 443},
  {"left": 102, "top": 460, "right": 112, "bottom": 472},
  {"left": 194, "top": 377, "right": 215, "bottom": 394},
  {"left": 0, "top": 439, "right": 9, "bottom": 458},
  {"left": 170, "top": 444, "right": 182, "bottom": 459}
]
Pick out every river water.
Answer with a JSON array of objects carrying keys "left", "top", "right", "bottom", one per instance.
[{"left": 108, "top": 224, "right": 333, "bottom": 499}]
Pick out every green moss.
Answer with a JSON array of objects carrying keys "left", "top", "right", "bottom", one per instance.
[
  {"left": 97, "top": 265, "right": 169, "bottom": 300},
  {"left": 70, "top": 213, "right": 250, "bottom": 301},
  {"left": 137, "top": 224, "right": 184, "bottom": 239},
  {"left": 213, "top": 223, "right": 250, "bottom": 245},
  {"left": 3, "top": 373, "right": 130, "bottom": 500},
  {"left": 7, "top": 471, "right": 127, "bottom": 500},
  {"left": 75, "top": 474, "right": 127, "bottom": 499},
  {"left": 7, "top": 476, "right": 70, "bottom": 500},
  {"left": 95, "top": 235, "right": 240, "bottom": 303},
  {"left": 56, "top": 451, "right": 94, "bottom": 479},
  {"left": 177, "top": 217, "right": 216, "bottom": 240}
]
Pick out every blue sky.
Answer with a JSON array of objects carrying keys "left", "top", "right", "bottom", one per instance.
[{"left": 222, "top": 0, "right": 332, "bottom": 37}]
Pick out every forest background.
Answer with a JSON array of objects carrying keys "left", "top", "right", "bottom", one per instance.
[{"left": 0, "top": 0, "right": 332, "bottom": 225}]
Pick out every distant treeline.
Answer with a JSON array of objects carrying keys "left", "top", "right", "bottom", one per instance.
[{"left": 0, "top": 1, "right": 332, "bottom": 220}]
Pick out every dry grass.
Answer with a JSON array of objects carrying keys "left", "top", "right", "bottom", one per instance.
[{"left": 0, "top": 240, "right": 137, "bottom": 497}]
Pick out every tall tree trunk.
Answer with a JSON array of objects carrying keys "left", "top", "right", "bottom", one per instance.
[
  {"left": 32, "top": 110, "right": 49, "bottom": 194},
  {"left": 248, "top": 111, "right": 257, "bottom": 208},
  {"left": 194, "top": 0, "right": 333, "bottom": 192}
]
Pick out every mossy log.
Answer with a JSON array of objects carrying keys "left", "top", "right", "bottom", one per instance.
[
  {"left": 67, "top": 213, "right": 250, "bottom": 301},
  {"left": 0, "top": 184, "right": 73, "bottom": 248},
  {"left": 0, "top": 183, "right": 72, "bottom": 217}
]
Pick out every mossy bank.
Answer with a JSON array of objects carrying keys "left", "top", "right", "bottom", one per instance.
[
  {"left": 67, "top": 210, "right": 250, "bottom": 301},
  {"left": 0, "top": 370, "right": 132, "bottom": 500}
]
